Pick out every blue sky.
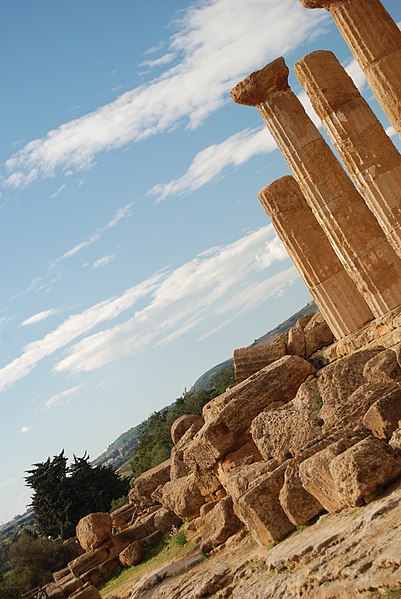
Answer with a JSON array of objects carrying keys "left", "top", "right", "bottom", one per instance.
[{"left": 1, "top": 0, "right": 400, "bottom": 525}]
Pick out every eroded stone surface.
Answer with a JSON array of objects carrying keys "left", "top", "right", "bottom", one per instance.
[
  {"left": 129, "top": 459, "right": 171, "bottom": 501},
  {"left": 170, "top": 414, "right": 204, "bottom": 446},
  {"left": 200, "top": 497, "right": 244, "bottom": 553},
  {"left": 119, "top": 541, "right": 144, "bottom": 567},
  {"left": 76, "top": 512, "right": 112, "bottom": 552}
]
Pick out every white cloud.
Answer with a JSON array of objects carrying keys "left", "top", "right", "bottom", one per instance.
[
  {"left": 21, "top": 308, "right": 59, "bottom": 327},
  {"left": 54, "top": 225, "right": 291, "bottom": 375},
  {"left": 3, "top": 0, "right": 327, "bottom": 188},
  {"left": 386, "top": 126, "right": 397, "bottom": 138},
  {"left": 45, "top": 385, "right": 82, "bottom": 409},
  {"left": 93, "top": 254, "right": 114, "bottom": 268},
  {"left": 51, "top": 183, "right": 66, "bottom": 199},
  {"left": 21, "top": 425, "right": 33, "bottom": 433},
  {"left": 0, "top": 274, "right": 163, "bottom": 392},
  {"left": 149, "top": 127, "right": 276, "bottom": 202},
  {"left": 140, "top": 53, "right": 176, "bottom": 68},
  {"left": 54, "top": 202, "right": 133, "bottom": 263},
  {"left": 0, "top": 226, "right": 294, "bottom": 391}
]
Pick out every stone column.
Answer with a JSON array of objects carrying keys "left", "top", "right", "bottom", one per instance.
[
  {"left": 231, "top": 57, "right": 401, "bottom": 318},
  {"left": 300, "top": 0, "right": 401, "bottom": 138},
  {"left": 294, "top": 50, "right": 401, "bottom": 257},
  {"left": 259, "top": 176, "right": 373, "bottom": 337}
]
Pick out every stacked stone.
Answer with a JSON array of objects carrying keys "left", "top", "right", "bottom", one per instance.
[{"left": 301, "top": 0, "right": 401, "bottom": 139}]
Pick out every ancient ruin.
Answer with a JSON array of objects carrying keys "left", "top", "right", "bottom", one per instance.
[
  {"left": 295, "top": 50, "right": 401, "bottom": 258},
  {"left": 231, "top": 56, "right": 401, "bottom": 322},
  {"left": 32, "top": 1, "right": 401, "bottom": 598},
  {"left": 301, "top": 0, "right": 401, "bottom": 138}
]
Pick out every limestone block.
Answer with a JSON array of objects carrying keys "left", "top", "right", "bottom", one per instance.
[
  {"left": 216, "top": 441, "right": 263, "bottom": 487},
  {"left": 161, "top": 474, "right": 205, "bottom": 520},
  {"left": 110, "top": 502, "right": 137, "bottom": 531},
  {"left": 53, "top": 566, "right": 70, "bottom": 582},
  {"left": 109, "top": 523, "right": 148, "bottom": 555},
  {"left": 69, "top": 583, "right": 102, "bottom": 599},
  {"left": 251, "top": 378, "right": 323, "bottom": 461},
  {"left": 317, "top": 348, "right": 382, "bottom": 426},
  {"left": 200, "top": 497, "right": 244, "bottom": 553},
  {"left": 43, "top": 582, "right": 65, "bottom": 599},
  {"left": 279, "top": 461, "right": 323, "bottom": 526},
  {"left": 363, "top": 349, "right": 401, "bottom": 385},
  {"left": 230, "top": 464, "right": 295, "bottom": 546},
  {"left": 330, "top": 436, "right": 401, "bottom": 506},
  {"left": 79, "top": 566, "right": 103, "bottom": 587},
  {"left": 170, "top": 414, "right": 204, "bottom": 445},
  {"left": 59, "top": 574, "right": 83, "bottom": 596},
  {"left": 389, "top": 427, "right": 401, "bottom": 451},
  {"left": 287, "top": 324, "right": 305, "bottom": 357},
  {"left": 129, "top": 459, "right": 171, "bottom": 501},
  {"left": 362, "top": 386, "right": 401, "bottom": 439},
  {"left": 233, "top": 332, "right": 288, "bottom": 383},
  {"left": 185, "top": 356, "right": 314, "bottom": 471},
  {"left": 63, "top": 536, "right": 85, "bottom": 557},
  {"left": 153, "top": 507, "right": 182, "bottom": 533},
  {"left": 76, "top": 512, "right": 112, "bottom": 551},
  {"left": 68, "top": 546, "right": 110, "bottom": 577},
  {"left": 298, "top": 432, "right": 367, "bottom": 512},
  {"left": 118, "top": 540, "right": 144, "bottom": 567},
  {"left": 98, "top": 557, "right": 121, "bottom": 581},
  {"left": 303, "top": 312, "right": 334, "bottom": 356},
  {"left": 223, "top": 460, "right": 280, "bottom": 500}
]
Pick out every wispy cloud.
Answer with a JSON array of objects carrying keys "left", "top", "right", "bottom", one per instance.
[
  {"left": 140, "top": 53, "right": 176, "bottom": 69},
  {"left": 51, "top": 183, "right": 66, "bottom": 199},
  {"left": 54, "top": 202, "right": 133, "bottom": 263},
  {"left": 45, "top": 385, "right": 82, "bottom": 409},
  {"left": 54, "top": 226, "right": 290, "bottom": 375},
  {"left": 93, "top": 254, "right": 114, "bottom": 269},
  {"left": 0, "top": 274, "right": 163, "bottom": 392},
  {"left": 149, "top": 127, "right": 275, "bottom": 202},
  {"left": 3, "top": 0, "right": 327, "bottom": 188},
  {"left": 21, "top": 426, "right": 33, "bottom": 434},
  {"left": 21, "top": 309, "right": 59, "bottom": 327}
]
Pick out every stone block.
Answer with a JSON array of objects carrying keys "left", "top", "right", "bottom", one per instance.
[
  {"left": 232, "top": 464, "right": 295, "bottom": 546},
  {"left": 68, "top": 546, "right": 110, "bottom": 577},
  {"left": 119, "top": 540, "right": 144, "bottom": 567},
  {"left": 304, "top": 311, "right": 334, "bottom": 356},
  {"left": 251, "top": 377, "right": 322, "bottom": 461},
  {"left": 298, "top": 432, "right": 366, "bottom": 513},
  {"left": 76, "top": 512, "right": 112, "bottom": 551},
  {"left": 363, "top": 349, "right": 401, "bottom": 385},
  {"left": 109, "top": 523, "right": 147, "bottom": 555},
  {"left": 363, "top": 385, "right": 401, "bottom": 439},
  {"left": 53, "top": 566, "right": 71, "bottom": 582},
  {"left": 79, "top": 566, "right": 104, "bottom": 587},
  {"left": 279, "top": 460, "right": 323, "bottom": 526},
  {"left": 110, "top": 502, "right": 137, "bottom": 530},
  {"left": 233, "top": 332, "right": 288, "bottom": 383},
  {"left": 330, "top": 436, "right": 401, "bottom": 506},
  {"left": 171, "top": 414, "right": 204, "bottom": 445},
  {"left": 69, "top": 583, "right": 102, "bottom": 599},
  {"left": 200, "top": 497, "right": 244, "bottom": 553},
  {"left": 161, "top": 473, "right": 205, "bottom": 520},
  {"left": 153, "top": 507, "right": 182, "bottom": 533},
  {"left": 129, "top": 459, "right": 171, "bottom": 501},
  {"left": 59, "top": 575, "right": 83, "bottom": 596},
  {"left": 216, "top": 441, "right": 263, "bottom": 487},
  {"left": 98, "top": 556, "right": 121, "bottom": 581},
  {"left": 42, "top": 582, "right": 65, "bottom": 599}
]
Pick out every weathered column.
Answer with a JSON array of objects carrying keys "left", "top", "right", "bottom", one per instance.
[
  {"left": 294, "top": 50, "right": 401, "bottom": 257},
  {"left": 231, "top": 57, "right": 401, "bottom": 318},
  {"left": 300, "top": 0, "right": 401, "bottom": 138},
  {"left": 259, "top": 176, "right": 373, "bottom": 337}
]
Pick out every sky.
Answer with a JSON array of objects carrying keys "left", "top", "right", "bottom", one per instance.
[{"left": 1, "top": 0, "right": 401, "bottom": 526}]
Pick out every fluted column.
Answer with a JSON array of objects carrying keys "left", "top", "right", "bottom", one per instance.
[
  {"left": 294, "top": 50, "right": 401, "bottom": 257},
  {"left": 300, "top": 0, "right": 401, "bottom": 138},
  {"left": 231, "top": 57, "right": 401, "bottom": 318},
  {"left": 259, "top": 176, "right": 373, "bottom": 337}
]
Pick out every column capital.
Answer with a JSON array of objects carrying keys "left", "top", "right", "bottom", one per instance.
[
  {"left": 300, "top": 0, "right": 344, "bottom": 9},
  {"left": 231, "top": 57, "right": 289, "bottom": 106}
]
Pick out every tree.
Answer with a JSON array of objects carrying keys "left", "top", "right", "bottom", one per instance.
[{"left": 25, "top": 451, "right": 129, "bottom": 540}]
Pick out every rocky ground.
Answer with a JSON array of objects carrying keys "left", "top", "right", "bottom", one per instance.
[{"left": 114, "top": 480, "right": 401, "bottom": 599}]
